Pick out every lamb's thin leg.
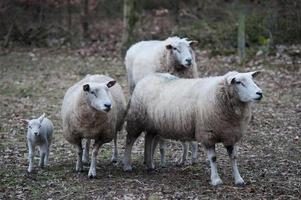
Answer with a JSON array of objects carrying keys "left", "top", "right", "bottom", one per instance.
[
  {"left": 44, "top": 142, "right": 50, "bottom": 165},
  {"left": 158, "top": 137, "right": 166, "bottom": 167},
  {"left": 226, "top": 145, "right": 245, "bottom": 186},
  {"left": 111, "top": 132, "right": 118, "bottom": 164},
  {"left": 145, "top": 132, "right": 156, "bottom": 171},
  {"left": 88, "top": 140, "right": 104, "bottom": 178},
  {"left": 82, "top": 139, "right": 90, "bottom": 163},
  {"left": 179, "top": 141, "right": 188, "bottom": 165},
  {"left": 27, "top": 141, "right": 34, "bottom": 172},
  {"left": 123, "top": 132, "right": 141, "bottom": 172},
  {"left": 206, "top": 146, "right": 223, "bottom": 186},
  {"left": 191, "top": 141, "right": 198, "bottom": 164},
  {"left": 75, "top": 141, "right": 83, "bottom": 172},
  {"left": 39, "top": 144, "right": 48, "bottom": 168}
]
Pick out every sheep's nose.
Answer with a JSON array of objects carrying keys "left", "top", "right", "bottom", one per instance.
[
  {"left": 34, "top": 132, "right": 38, "bottom": 136},
  {"left": 104, "top": 103, "right": 111, "bottom": 111},
  {"left": 256, "top": 92, "right": 263, "bottom": 100},
  {"left": 185, "top": 58, "right": 192, "bottom": 66}
]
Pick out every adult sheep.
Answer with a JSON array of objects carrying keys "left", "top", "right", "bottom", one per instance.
[
  {"left": 125, "top": 36, "right": 199, "bottom": 166},
  {"left": 61, "top": 74, "right": 126, "bottom": 177},
  {"left": 123, "top": 71, "right": 263, "bottom": 186}
]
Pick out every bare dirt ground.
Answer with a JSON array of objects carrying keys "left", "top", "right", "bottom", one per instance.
[{"left": 0, "top": 48, "right": 300, "bottom": 199}]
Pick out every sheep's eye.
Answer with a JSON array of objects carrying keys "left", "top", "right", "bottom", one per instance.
[
  {"left": 236, "top": 81, "right": 245, "bottom": 87},
  {"left": 173, "top": 47, "right": 179, "bottom": 52},
  {"left": 29, "top": 126, "right": 32, "bottom": 129},
  {"left": 39, "top": 125, "right": 41, "bottom": 128},
  {"left": 91, "top": 91, "right": 97, "bottom": 96}
]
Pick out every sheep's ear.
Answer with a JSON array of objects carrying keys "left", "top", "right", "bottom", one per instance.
[
  {"left": 38, "top": 113, "right": 45, "bottom": 123},
  {"left": 230, "top": 77, "right": 236, "bottom": 84},
  {"left": 106, "top": 80, "right": 116, "bottom": 88},
  {"left": 250, "top": 71, "right": 261, "bottom": 78},
  {"left": 227, "top": 76, "right": 237, "bottom": 85},
  {"left": 166, "top": 44, "right": 173, "bottom": 50},
  {"left": 83, "top": 84, "right": 90, "bottom": 92},
  {"left": 189, "top": 40, "right": 198, "bottom": 48},
  {"left": 20, "top": 119, "right": 30, "bottom": 124}
]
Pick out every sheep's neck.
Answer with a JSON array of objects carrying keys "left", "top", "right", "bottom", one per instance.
[
  {"left": 217, "top": 84, "right": 251, "bottom": 124},
  {"left": 160, "top": 49, "right": 193, "bottom": 78},
  {"left": 75, "top": 92, "right": 107, "bottom": 125}
]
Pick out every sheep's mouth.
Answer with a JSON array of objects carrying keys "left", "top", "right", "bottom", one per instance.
[
  {"left": 103, "top": 108, "right": 111, "bottom": 112},
  {"left": 254, "top": 96, "right": 263, "bottom": 101},
  {"left": 178, "top": 64, "right": 190, "bottom": 70}
]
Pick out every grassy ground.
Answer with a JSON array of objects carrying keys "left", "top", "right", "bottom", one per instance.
[{"left": 0, "top": 49, "right": 300, "bottom": 199}]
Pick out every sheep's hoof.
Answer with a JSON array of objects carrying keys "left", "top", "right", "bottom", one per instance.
[
  {"left": 191, "top": 159, "right": 198, "bottom": 165},
  {"left": 27, "top": 167, "right": 33, "bottom": 173},
  {"left": 235, "top": 181, "right": 246, "bottom": 187},
  {"left": 146, "top": 167, "right": 157, "bottom": 173},
  {"left": 111, "top": 158, "right": 118, "bottom": 166},
  {"left": 76, "top": 166, "right": 84, "bottom": 172},
  {"left": 211, "top": 179, "right": 223, "bottom": 187},
  {"left": 160, "top": 163, "right": 167, "bottom": 168},
  {"left": 88, "top": 170, "right": 96, "bottom": 178},
  {"left": 88, "top": 174, "right": 96, "bottom": 179}
]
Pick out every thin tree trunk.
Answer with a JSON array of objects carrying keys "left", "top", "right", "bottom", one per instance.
[
  {"left": 237, "top": 11, "right": 246, "bottom": 63},
  {"left": 82, "top": 0, "right": 89, "bottom": 41},
  {"left": 121, "top": 0, "right": 140, "bottom": 57},
  {"left": 67, "top": 0, "right": 72, "bottom": 32}
]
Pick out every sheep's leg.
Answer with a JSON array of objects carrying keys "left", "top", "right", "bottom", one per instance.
[
  {"left": 145, "top": 132, "right": 156, "bottom": 171},
  {"left": 27, "top": 141, "right": 34, "bottom": 173},
  {"left": 226, "top": 145, "right": 245, "bottom": 186},
  {"left": 150, "top": 135, "right": 160, "bottom": 161},
  {"left": 82, "top": 139, "right": 90, "bottom": 164},
  {"left": 178, "top": 141, "right": 188, "bottom": 165},
  {"left": 111, "top": 132, "right": 118, "bottom": 164},
  {"left": 191, "top": 141, "right": 198, "bottom": 165},
  {"left": 158, "top": 137, "right": 166, "bottom": 167},
  {"left": 75, "top": 141, "right": 83, "bottom": 172},
  {"left": 206, "top": 146, "right": 223, "bottom": 186},
  {"left": 123, "top": 133, "right": 140, "bottom": 172},
  {"left": 88, "top": 140, "right": 104, "bottom": 178}
]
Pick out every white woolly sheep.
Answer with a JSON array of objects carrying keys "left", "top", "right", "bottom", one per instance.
[
  {"left": 125, "top": 36, "right": 199, "bottom": 166},
  {"left": 61, "top": 74, "right": 126, "bottom": 177},
  {"left": 123, "top": 71, "right": 262, "bottom": 186},
  {"left": 24, "top": 113, "right": 53, "bottom": 173}
]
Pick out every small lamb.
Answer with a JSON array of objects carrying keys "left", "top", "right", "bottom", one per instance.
[{"left": 24, "top": 113, "right": 53, "bottom": 172}]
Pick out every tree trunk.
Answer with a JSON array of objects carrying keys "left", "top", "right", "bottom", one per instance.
[
  {"left": 82, "top": 0, "right": 89, "bottom": 41},
  {"left": 237, "top": 11, "right": 246, "bottom": 63},
  {"left": 121, "top": 0, "right": 141, "bottom": 57},
  {"left": 67, "top": 0, "right": 72, "bottom": 32}
]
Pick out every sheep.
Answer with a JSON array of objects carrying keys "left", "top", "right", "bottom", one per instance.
[
  {"left": 125, "top": 36, "right": 199, "bottom": 166},
  {"left": 61, "top": 74, "right": 126, "bottom": 177},
  {"left": 123, "top": 71, "right": 263, "bottom": 186},
  {"left": 23, "top": 113, "right": 54, "bottom": 173}
]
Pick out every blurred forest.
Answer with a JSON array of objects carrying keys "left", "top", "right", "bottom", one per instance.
[{"left": 1, "top": 0, "right": 301, "bottom": 57}]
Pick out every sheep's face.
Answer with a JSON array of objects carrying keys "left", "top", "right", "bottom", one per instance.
[
  {"left": 227, "top": 71, "right": 262, "bottom": 103},
  {"left": 83, "top": 80, "right": 116, "bottom": 112},
  {"left": 27, "top": 114, "right": 45, "bottom": 137},
  {"left": 166, "top": 40, "right": 197, "bottom": 68}
]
